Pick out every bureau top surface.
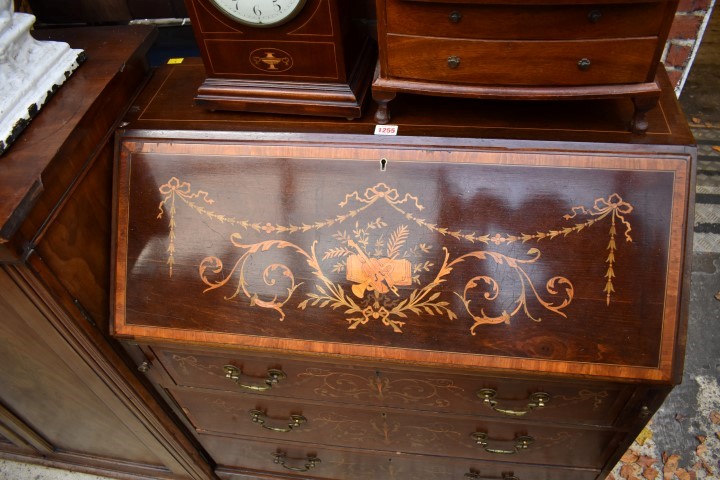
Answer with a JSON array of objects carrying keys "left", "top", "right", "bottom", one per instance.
[{"left": 122, "top": 59, "right": 693, "bottom": 147}]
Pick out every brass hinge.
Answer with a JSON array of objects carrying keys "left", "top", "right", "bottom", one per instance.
[{"left": 73, "top": 298, "right": 96, "bottom": 327}]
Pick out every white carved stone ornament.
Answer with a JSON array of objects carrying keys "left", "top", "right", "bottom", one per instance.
[{"left": 0, "top": 0, "right": 85, "bottom": 155}]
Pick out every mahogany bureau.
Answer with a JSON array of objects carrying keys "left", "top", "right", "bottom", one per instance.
[
  {"left": 372, "top": 0, "right": 680, "bottom": 134},
  {"left": 112, "top": 61, "right": 695, "bottom": 480}
]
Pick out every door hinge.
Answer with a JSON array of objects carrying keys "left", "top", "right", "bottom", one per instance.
[{"left": 73, "top": 298, "right": 97, "bottom": 327}]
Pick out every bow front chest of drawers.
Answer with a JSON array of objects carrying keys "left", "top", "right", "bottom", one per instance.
[
  {"left": 372, "top": 0, "right": 680, "bottom": 133},
  {"left": 112, "top": 62, "right": 694, "bottom": 480}
]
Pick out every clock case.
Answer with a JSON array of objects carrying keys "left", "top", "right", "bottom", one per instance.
[{"left": 185, "top": 0, "right": 376, "bottom": 118}]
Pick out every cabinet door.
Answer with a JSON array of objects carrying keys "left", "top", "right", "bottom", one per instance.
[{"left": 0, "top": 269, "right": 164, "bottom": 467}]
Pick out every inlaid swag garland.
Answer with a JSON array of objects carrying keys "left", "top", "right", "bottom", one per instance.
[{"left": 157, "top": 179, "right": 633, "bottom": 333}]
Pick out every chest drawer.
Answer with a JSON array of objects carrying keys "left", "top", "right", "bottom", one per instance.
[
  {"left": 152, "top": 346, "right": 632, "bottom": 427},
  {"left": 202, "top": 433, "right": 601, "bottom": 479},
  {"left": 176, "top": 386, "right": 617, "bottom": 468},
  {"left": 386, "top": 1, "right": 665, "bottom": 40},
  {"left": 386, "top": 35, "right": 657, "bottom": 86}
]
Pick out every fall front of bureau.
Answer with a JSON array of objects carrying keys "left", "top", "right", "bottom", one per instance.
[{"left": 112, "top": 131, "right": 693, "bottom": 479}]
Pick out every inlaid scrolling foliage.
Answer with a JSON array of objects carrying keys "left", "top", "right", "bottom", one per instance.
[{"left": 157, "top": 179, "right": 634, "bottom": 333}]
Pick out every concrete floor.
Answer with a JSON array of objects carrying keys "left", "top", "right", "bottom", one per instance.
[{"left": 2, "top": 9, "right": 719, "bottom": 480}]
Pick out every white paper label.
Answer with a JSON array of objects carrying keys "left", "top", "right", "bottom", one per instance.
[{"left": 374, "top": 124, "right": 399, "bottom": 136}]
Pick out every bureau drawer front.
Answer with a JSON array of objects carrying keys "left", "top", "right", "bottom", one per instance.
[
  {"left": 174, "top": 387, "right": 617, "bottom": 467},
  {"left": 154, "top": 346, "right": 631, "bottom": 426},
  {"left": 386, "top": 35, "right": 657, "bottom": 85},
  {"left": 203, "top": 434, "right": 601, "bottom": 480},
  {"left": 386, "top": 1, "right": 665, "bottom": 40}
]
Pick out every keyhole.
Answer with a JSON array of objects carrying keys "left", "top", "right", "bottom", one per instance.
[{"left": 380, "top": 158, "right": 388, "bottom": 171}]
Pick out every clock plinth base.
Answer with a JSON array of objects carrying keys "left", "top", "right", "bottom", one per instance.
[{"left": 195, "top": 40, "right": 376, "bottom": 119}]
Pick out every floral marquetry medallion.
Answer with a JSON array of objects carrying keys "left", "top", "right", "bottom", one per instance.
[{"left": 114, "top": 136, "right": 690, "bottom": 380}]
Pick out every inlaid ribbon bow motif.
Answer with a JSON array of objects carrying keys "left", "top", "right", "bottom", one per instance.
[{"left": 157, "top": 179, "right": 633, "bottom": 334}]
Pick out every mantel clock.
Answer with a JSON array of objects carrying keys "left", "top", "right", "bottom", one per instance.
[{"left": 184, "top": 0, "right": 375, "bottom": 118}]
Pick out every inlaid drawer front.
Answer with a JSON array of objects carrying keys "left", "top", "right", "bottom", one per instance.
[
  {"left": 154, "top": 346, "right": 632, "bottom": 426},
  {"left": 386, "top": 1, "right": 665, "bottom": 40},
  {"left": 385, "top": 35, "right": 657, "bottom": 86},
  {"left": 201, "top": 433, "right": 601, "bottom": 480},
  {"left": 114, "top": 137, "right": 691, "bottom": 382},
  {"left": 173, "top": 387, "right": 617, "bottom": 467}
]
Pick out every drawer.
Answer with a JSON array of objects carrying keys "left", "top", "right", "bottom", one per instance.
[
  {"left": 173, "top": 386, "right": 618, "bottom": 468},
  {"left": 152, "top": 346, "right": 633, "bottom": 426},
  {"left": 202, "top": 432, "right": 602, "bottom": 480},
  {"left": 385, "top": 35, "right": 658, "bottom": 85},
  {"left": 386, "top": 1, "right": 665, "bottom": 40}
]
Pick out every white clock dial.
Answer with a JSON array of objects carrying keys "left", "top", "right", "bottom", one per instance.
[{"left": 209, "top": 0, "right": 307, "bottom": 27}]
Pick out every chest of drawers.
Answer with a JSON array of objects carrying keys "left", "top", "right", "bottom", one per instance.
[
  {"left": 111, "top": 61, "right": 694, "bottom": 480},
  {"left": 372, "top": 0, "right": 680, "bottom": 133}
]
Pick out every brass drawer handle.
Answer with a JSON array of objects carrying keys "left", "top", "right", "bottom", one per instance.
[
  {"left": 223, "top": 365, "right": 286, "bottom": 391},
  {"left": 272, "top": 452, "right": 321, "bottom": 472},
  {"left": 577, "top": 58, "right": 591, "bottom": 71},
  {"left": 449, "top": 10, "right": 463, "bottom": 23},
  {"left": 477, "top": 389, "right": 550, "bottom": 417},
  {"left": 250, "top": 409, "right": 307, "bottom": 433},
  {"left": 447, "top": 56, "right": 461, "bottom": 69},
  {"left": 471, "top": 432, "right": 534, "bottom": 455},
  {"left": 465, "top": 472, "right": 519, "bottom": 480},
  {"left": 587, "top": 9, "right": 602, "bottom": 23}
]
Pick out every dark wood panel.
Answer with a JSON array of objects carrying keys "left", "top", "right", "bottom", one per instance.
[
  {"left": 0, "top": 269, "right": 163, "bottom": 464},
  {"left": 35, "top": 141, "right": 114, "bottom": 333},
  {"left": 114, "top": 136, "right": 690, "bottom": 381},
  {"left": 28, "top": 0, "right": 132, "bottom": 24}
]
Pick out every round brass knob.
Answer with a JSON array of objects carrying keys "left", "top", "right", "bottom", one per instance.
[
  {"left": 447, "top": 56, "right": 461, "bottom": 69},
  {"left": 577, "top": 58, "right": 591, "bottom": 71},
  {"left": 449, "top": 11, "right": 463, "bottom": 23}
]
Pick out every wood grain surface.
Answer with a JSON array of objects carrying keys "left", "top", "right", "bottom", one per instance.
[{"left": 113, "top": 133, "right": 692, "bottom": 383}]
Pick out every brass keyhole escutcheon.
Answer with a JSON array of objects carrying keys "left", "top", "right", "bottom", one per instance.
[{"left": 587, "top": 9, "right": 602, "bottom": 23}]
